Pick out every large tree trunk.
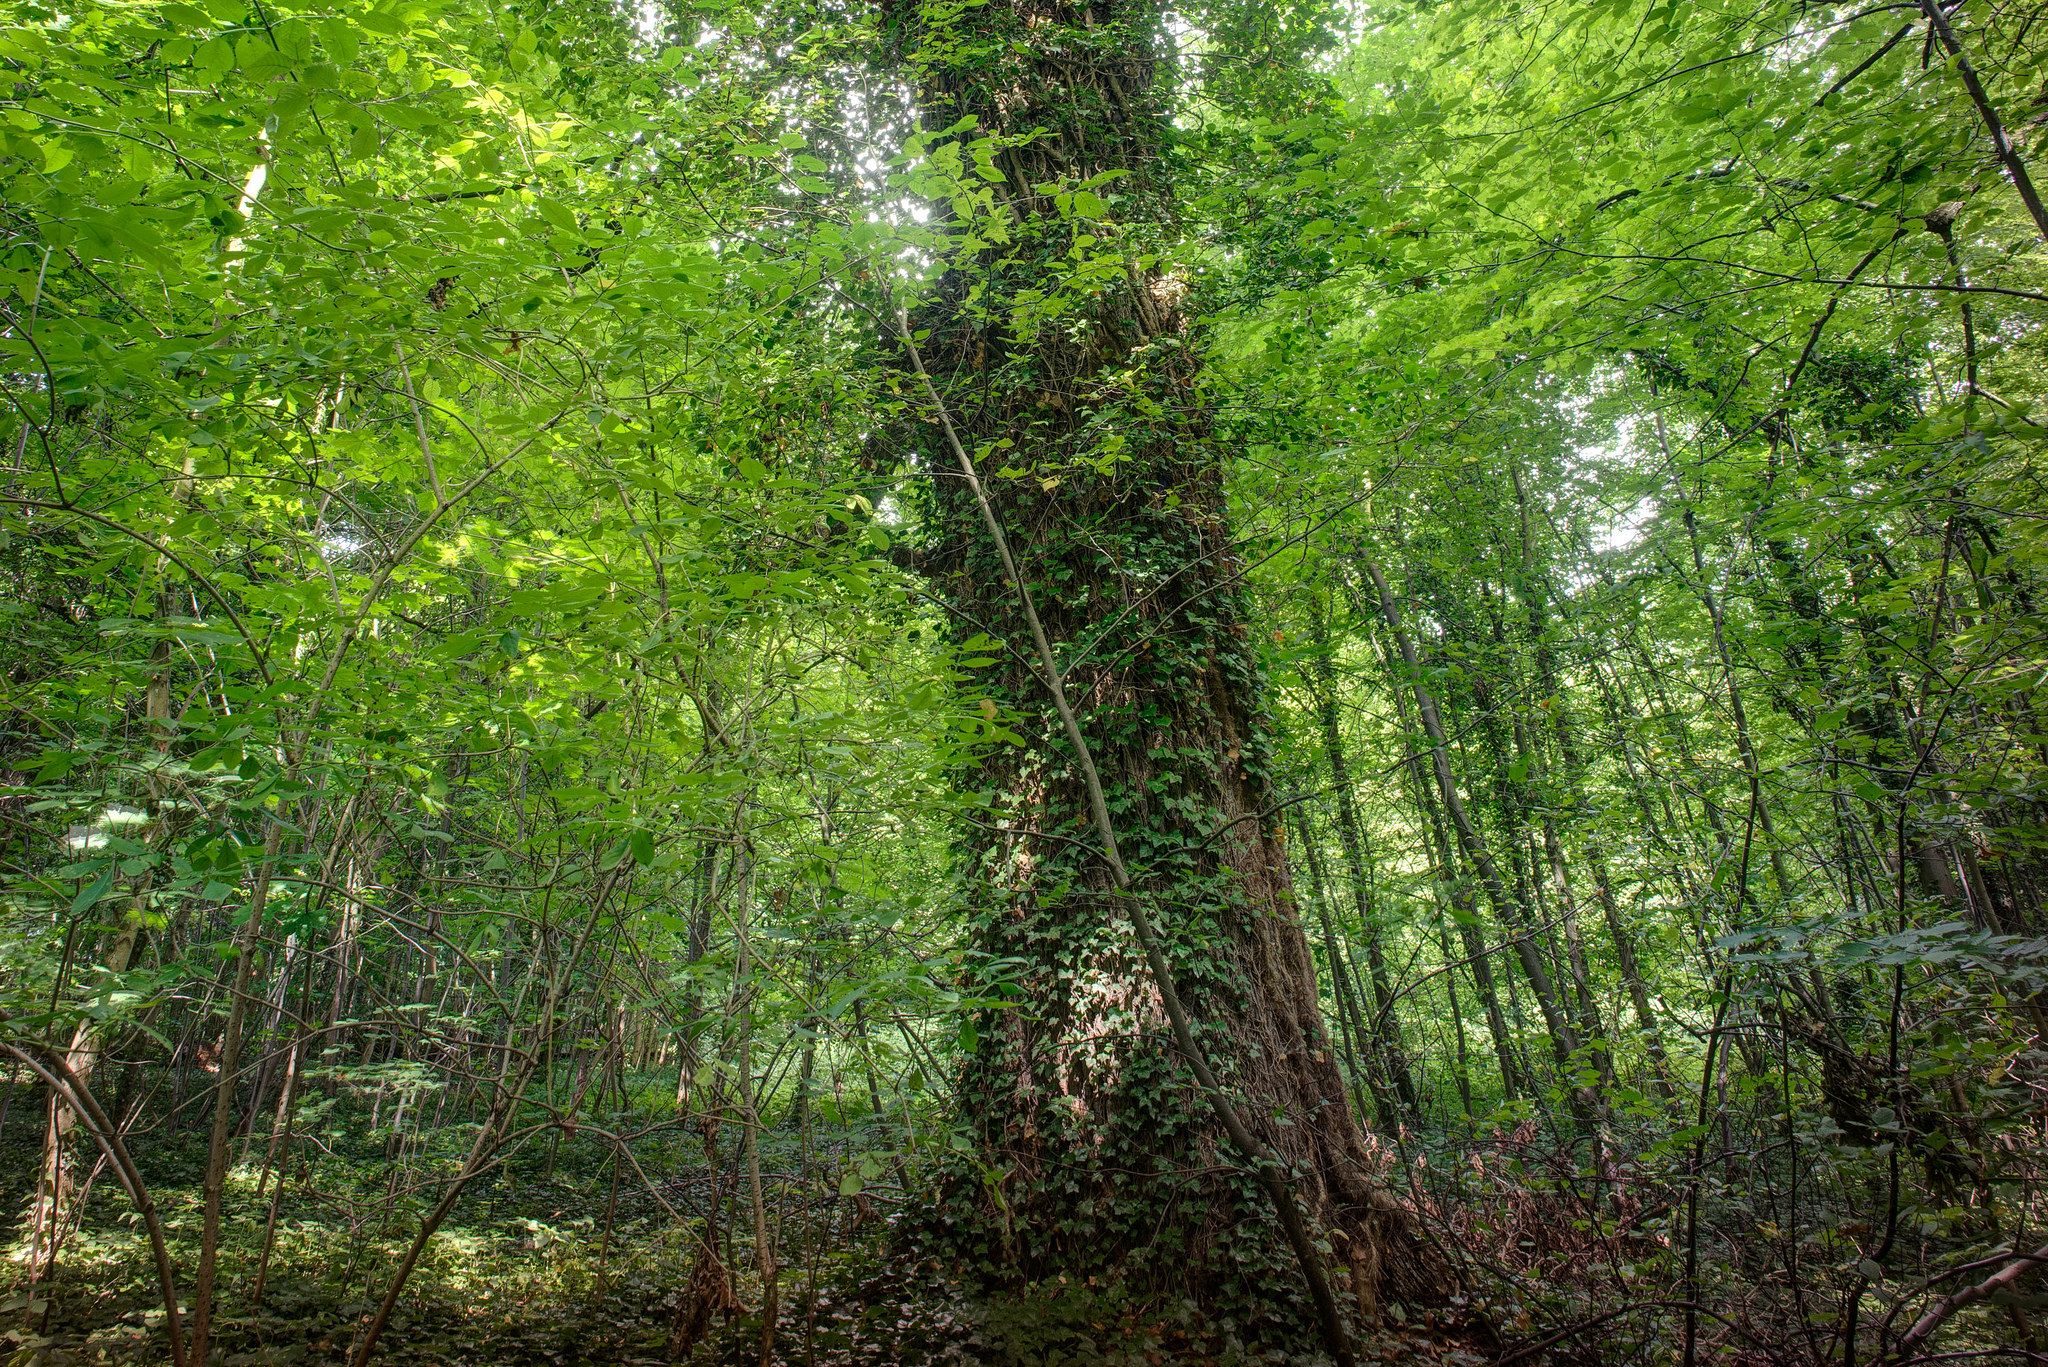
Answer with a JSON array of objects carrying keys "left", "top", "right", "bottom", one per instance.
[{"left": 890, "top": 0, "right": 1443, "bottom": 1328}]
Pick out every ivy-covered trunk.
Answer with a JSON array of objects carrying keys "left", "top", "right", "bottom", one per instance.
[{"left": 890, "top": 0, "right": 1444, "bottom": 1329}]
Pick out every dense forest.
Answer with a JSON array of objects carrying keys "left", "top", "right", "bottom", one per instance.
[{"left": 2, "top": 0, "right": 2046, "bottom": 1361}]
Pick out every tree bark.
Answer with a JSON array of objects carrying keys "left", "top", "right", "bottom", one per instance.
[{"left": 889, "top": 0, "right": 1444, "bottom": 1326}]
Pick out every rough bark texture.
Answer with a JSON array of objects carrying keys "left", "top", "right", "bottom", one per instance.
[{"left": 888, "top": 0, "right": 1444, "bottom": 1333}]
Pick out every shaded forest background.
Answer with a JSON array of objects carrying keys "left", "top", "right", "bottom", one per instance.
[{"left": 2, "top": 0, "right": 2047, "bottom": 1361}]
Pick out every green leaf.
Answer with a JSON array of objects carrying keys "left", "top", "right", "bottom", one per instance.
[
  {"left": 273, "top": 17, "right": 313, "bottom": 61},
  {"left": 239, "top": 35, "right": 289, "bottom": 74},
  {"left": 192, "top": 34, "right": 234, "bottom": 79},
  {"left": 320, "top": 16, "right": 360, "bottom": 64},
  {"left": 536, "top": 197, "right": 580, "bottom": 233},
  {"left": 70, "top": 869, "right": 115, "bottom": 916}
]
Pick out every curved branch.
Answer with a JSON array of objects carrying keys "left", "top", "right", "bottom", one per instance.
[
  {"left": 1893, "top": 1242, "right": 2048, "bottom": 1361},
  {"left": 0, "top": 496, "right": 273, "bottom": 684},
  {"left": 0, "top": 1033, "right": 189, "bottom": 1367}
]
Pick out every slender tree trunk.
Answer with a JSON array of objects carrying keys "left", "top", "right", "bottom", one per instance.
[
  {"left": 1513, "top": 538, "right": 1678, "bottom": 1098},
  {"left": 33, "top": 557, "right": 177, "bottom": 1255},
  {"left": 188, "top": 817, "right": 286, "bottom": 1367},
  {"left": 348, "top": 868, "right": 625, "bottom": 1367},
  {"left": 1304, "top": 591, "right": 1419, "bottom": 1113},
  {"left": 1355, "top": 541, "right": 1587, "bottom": 1089},
  {"left": 1652, "top": 404, "right": 1795, "bottom": 909},
  {"left": 677, "top": 838, "right": 720, "bottom": 1111},
  {"left": 1433, "top": 918, "right": 1475, "bottom": 1119},
  {"left": 1366, "top": 611, "right": 1520, "bottom": 1101},
  {"left": 1579, "top": 838, "right": 1677, "bottom": 1102},
  {"left": 731, "top": 843, "right": 777, "bottom": 1366},
  {"left": 1291, "top": 810, "right": 1390, "bottom": 1127},
  {"left": 1509, "top": 714, "right": 1613, "bottom": 1089}
]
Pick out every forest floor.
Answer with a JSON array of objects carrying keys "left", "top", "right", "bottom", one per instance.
[
  {"left": 4, "top": 1250, "right": 1492, "bottom": 1367},
  {"left": 0, "top": 1103, "right": 1496, "bottom": 1367}
]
